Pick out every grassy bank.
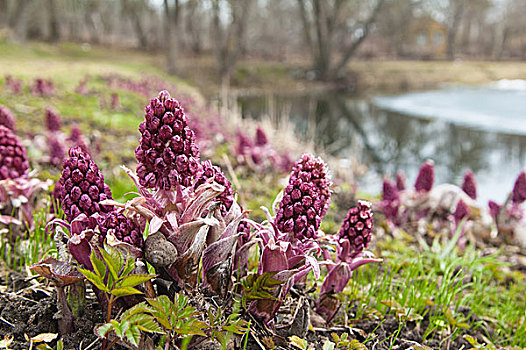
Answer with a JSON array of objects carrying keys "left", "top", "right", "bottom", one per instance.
[{"left": 0, "top": 41, "right": 525, "bottom": 349}]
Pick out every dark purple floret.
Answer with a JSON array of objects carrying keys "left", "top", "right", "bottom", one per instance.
[
  {"left": 48, "top": 135, "right": 66, "bottom": 167},
  {"left": 0, "top": 105, "right": 16, "bottom": 131},
  {"left": 0, "top": 126, "right": 30, "bottom": 180},
  {"left": 488, "top": 200, "right": 501, "bottom": 221},
  {"left": 99, "top": 210, "right": 144, "bottom": 248},
  {"left": 194, "top": 160, "right": 233, "bottom": 213},
  {"left": 135, "top": 90, "right": 200, "bottom": 189},
  {"left": 512, "top": 171, "right": 526, "bottom": 204},
  {"left": 382, "top": 178, "right": 399, "bottom": 202},
  {"left": 461, "top": 170, "right": 477, "bottom": 200},
  {"left": 67, "top": 124, "right": 90, "bottom": 155},
  {"left": 57, "top": 147, "right": 112, "bottom": 222},
  {"left": 454, "top": 199, "right": 470, "bottom": 225},
  {"left": 339, "top": 200, "right": 373, "bottom": 257},
  {"left": 45, "top": 107, "right": 62, "bottom": 132},
  {"left": 255, "top": 126, "right": 268, "bottom": 146},
  {"left": 414, "top": 160, "right": 434, "bottom": 193},
  {"left": 396, "top": 171, "right": 406, "bottom": 191},
  {"left": 275, "top": 154, "right": 332, "bottom": 240}
]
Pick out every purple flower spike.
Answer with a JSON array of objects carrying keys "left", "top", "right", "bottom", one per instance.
[
  {"left": 0, "top": 105, "right": 16, "bottom": 131},
  {"left": 488, "top": 200, "right": 501, "bottom": 221},
  {"left": 255, "top": 126, "right": 269, "bottom": 146},
  {"left": 0, "top": 126, "right": 30, "bottom": 180},
  {"left": 57, "top": 147, "right": 112, "bottom": 222},
  {"left": 99, "top": 210, "right": 144, "bottom": 248},
  {"left": 454, "top": 199, "right": 470, "bottom": 226},
  {"left": 48, "top": 135, "right": 66, "bottom": 167},
  {"left": 461, "top": 170, "right": 477, "bottom": 200},
  {"left": 414, "top": 160, "right": 434, "bottom": 193},
  {"left": 339, "top": 200, "right": 373, "bottom": 260},
  {"left": 194, "top": 160, "right": 233, "bottom": 214},
  {"left": 512, "top": 171, "right": 526, "bottom": 204},
  {"left": 135, "top": 90, "right": 200, "bottom": 189},
  {"left": 382, "top": 178, "right": 399, "bottom": 202},
  {"left": 275, "top": 154, "right": 332, "bottom": 240},
  {"left": 45, "top": 107, "right": 62, "bottom": 132},
  {"left": 396, "top": 171, "right": 406, "bottom": 191},
  {"left": 67, "top": 125, "right": 90, "bottom": 155}
]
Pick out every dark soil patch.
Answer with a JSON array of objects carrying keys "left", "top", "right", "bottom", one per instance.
[{"left": 0, "top": 270, "right": 105, "bottom": 350}]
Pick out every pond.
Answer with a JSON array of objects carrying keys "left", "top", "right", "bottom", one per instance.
[{"left": 237, "top": 80, "right": 526, "bottom": 204}]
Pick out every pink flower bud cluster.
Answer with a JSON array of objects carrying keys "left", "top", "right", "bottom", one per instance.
[
  {"left": 194, "top": 160, "right": 233, "bottom": 213},
  {"left": 0, "top": 105, "right": 16, "bottom": 131},
  {"left": 45, "top": 107, "right": 62, "bottom": 133},
  {"left": 0, "top": 126, "right": 30, "bottom": 180},
  {"left": 4, "top": 75, "right": 22, "bottom": 94},
  {"left": 135, "top": 90, "right": 200, "bottom": 189},
  {"left": 339, "top": 200, "right": 373, "bottom": 258},
  {"left": 57, "top": 147, "right": 113, "bottom": 222},
  {"left": 275, "top": 154, "right": 332, "bottom": 240},
  {"left": 31, "top": 78, "right": 54, "bottom": 96}
]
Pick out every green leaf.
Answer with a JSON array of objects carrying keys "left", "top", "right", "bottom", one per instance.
[
  {"left": 117, "top": 274, "right": 156, "bottom": 288},
  {"left": 97, "top": 323, "right": 113, "bottom": 338},
  {"left": 289, "top": 335, "right": 309, "bottom": 350},
  {"left": 122, "top": 257, "right": 136, "bottom": 277},
  {"left": 111, "top": 320, "right": 125, "bottom": 339},
  {"left": 136, "top": 318, "right": 164, "bottom": 334},
  {"left": 322, "top": 340, "right": 335, "bottom": 350},
  {"left": 101, "top": 248, "right": 120, "bottom": 281},
  {"left": 78, "top": 268, "right": 108, "bottom": 292},
  {"left": 111, "top": 287, "right": 143, "bottom": 298},
  {"left": 125, "top": 325, "right": 141, "bottom": 346},
  {"left": 91, "top": 252, "right": 107, "bottom": 280}
]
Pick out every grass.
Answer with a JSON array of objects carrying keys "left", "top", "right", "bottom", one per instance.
[{"left": 0, "top": 41, "right": 526, "bottom": 349}]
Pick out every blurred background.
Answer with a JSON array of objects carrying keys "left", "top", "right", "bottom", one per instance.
[{"left": 1, "top": 0, "right": 526, "bottom": 201}]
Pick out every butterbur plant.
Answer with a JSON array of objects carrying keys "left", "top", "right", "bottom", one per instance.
[
  {"left": 248, "top": 153, "right": 330, "bottom": 326},
  {"left": 317, "top": 200, "right": 382, "bottom": 323},
  {"left": 0, "top": 126, "right": 50, "bottom": 231},
  {"left": 102, "top": 90, "right": 244, "bottom": 298},
  {"left": 0, "top": 104, "right": 16, "bottom": 131}
]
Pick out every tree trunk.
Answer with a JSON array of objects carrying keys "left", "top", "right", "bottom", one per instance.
[
  {"left": 446, "top": 1, "right": 464, "bottom": 60},
  {"left": 9, "top": 0, "right": 31, "bottom": 42},
  {"left": 164, "top": 0, "right": 179, "bottom": 75},
  {"left": 0, "top": 0, "right": 8, "bottom": 29},
  {"left": 48, "top": 0, "right": 60, "bottom": 42},
  {"left": 212, "top": 0, "right": 253, "bottom": 84}
]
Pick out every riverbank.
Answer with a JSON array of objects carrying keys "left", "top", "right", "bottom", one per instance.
[{"left": 177, "top": 54, "right": 526, "bottom": 97}]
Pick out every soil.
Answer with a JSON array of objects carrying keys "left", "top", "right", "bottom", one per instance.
[
  {"left": 0, "top": 268, "right": 497, "bottom": 350},
  {"left": 0, "top": 269, "right": 105, "bottom": 350}
]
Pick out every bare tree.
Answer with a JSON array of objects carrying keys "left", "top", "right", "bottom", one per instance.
[
  {"left": 211, "top": 0, "right": 254, "bottom": 84},
  {"left": 48, "top": 0, "right": 60, "bottom": 42},
  {"left": 445, "top": 0, "right": 464, "bottom": 60},
  {"left": 164, "top": 0, "right": 181, "bottom": 74},
  {"left": 0, "top": 0, "right": 8, "bottom": 29},
  {"left": 8, "top": 0, "right": 32, "bottom": 42},
  {"left": 297, "top": 0, "right": 385, "bottom": 81},
  {"left": 121, "top": 0, "right": 149, "bottom": 49}
]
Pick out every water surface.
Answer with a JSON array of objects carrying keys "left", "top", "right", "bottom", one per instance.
[{"left": 237, "top": 81, "right": 526, "bottom": 204}]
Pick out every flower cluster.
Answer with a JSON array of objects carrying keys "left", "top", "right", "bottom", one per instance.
[
  {"left": 4, "top": 75, "right": 22, "bottom": 94},
  {"left": 32, "top": 78, "right": 54, "bottom": 96},
  {"left": 317, "top": 200, "right": 381, "bottom": 322},
  {"left": 338, "top": 200, "right": 373, "bottom": 260},
  {"left": 45, "top": 107, "right": 62, "bottom": 132},
  {"left": 135, "top": 90, "right": 200, "bottom": 189},
  {"left": 56, "top": 147, "right": 113, "bottom": 222},
  {"left": 67, "top": 124, "right": 91, "bottom": 155},
  {"left": 414, "top": 160, "right": 434, "bottom": 193},
  {"left": 0, "top": 126, "right": 30, "bottom": 180},
  {"left": 194, "top": 160, "right": 234, "bottom": 214},
  {"left": 0, "top": 105, "right": 16, "bottom": 131},
  {"left": 274, "top": 154, "right": 332, "bottom": 240}
]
